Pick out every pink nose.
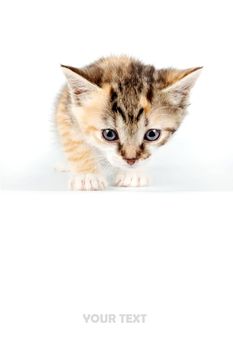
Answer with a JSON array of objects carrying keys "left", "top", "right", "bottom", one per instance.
[{"left": 125, "top": 158, "right": 136, "bottom": 165}]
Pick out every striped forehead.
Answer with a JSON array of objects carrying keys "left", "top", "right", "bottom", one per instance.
[{"left": 110, "top": 85, "right": 151, "bottom": 126}]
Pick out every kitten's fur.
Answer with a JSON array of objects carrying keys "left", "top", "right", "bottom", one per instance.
[{"left": 55, "top": 56, "right": 202, "bottom": 190}]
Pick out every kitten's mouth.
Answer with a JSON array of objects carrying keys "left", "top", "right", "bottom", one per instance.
[
  {"left": 123, "top": 158, "right": 137, "bottom": 166},
  {"left": 106, "top": 155, "right": 141, "bottom": 169}
]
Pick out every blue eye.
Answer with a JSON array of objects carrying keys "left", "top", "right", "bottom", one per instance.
[
  {"left": 144, "top": 129, "right": 161, "bottom": 141},
  {"left": 102, "top": 129, "right": 119, "bottom": 141}
]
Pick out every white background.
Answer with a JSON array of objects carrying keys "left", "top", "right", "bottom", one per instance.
[
  {"left": 0, "top": 1, "right": 233, "bottom": 350},
  {"left": 1, "top": 193, "right": 233, "bottom": 350},
  {"left": 0, "top": 0, "right": 233, "bottom": 190}
]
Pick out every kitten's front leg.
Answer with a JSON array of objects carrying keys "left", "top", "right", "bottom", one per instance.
[
  {"left": 64, "top": 140, "right": 107, "bottom": 191},
  {"left": 55, "top": 92, "right": 107, "bottom": 190},
  {"left": 115, "top": 169, "right": 150, "bottom": 187}
]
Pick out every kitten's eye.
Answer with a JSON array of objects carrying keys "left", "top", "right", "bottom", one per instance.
[
  {"left": 144, "top": 129, "right": 161, "bottom": 141},
  {"left": 102, "top": 129, "right": 119, "bottom": 141}
]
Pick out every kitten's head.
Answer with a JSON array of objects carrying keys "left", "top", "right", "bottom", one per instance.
[{"left": 62, "top": 56, "right": 202, "bottom": 169}]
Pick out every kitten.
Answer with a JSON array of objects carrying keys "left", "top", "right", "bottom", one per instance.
[{"left": 55, "top": 56, "right": 202, "bottom": 190}]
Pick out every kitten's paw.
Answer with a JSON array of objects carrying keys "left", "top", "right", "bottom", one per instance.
[
  {"left": 115, "top": 171, "right": 149, "bottom": 187},
  {"left": 69, "top": 173, "right": 107, "bottom": 191}
]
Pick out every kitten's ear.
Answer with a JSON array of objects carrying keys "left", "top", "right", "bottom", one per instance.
[
  {"left": 158, "top": 67, "right": 203, "bottom": 105},
  {"left": 61, "top": 65, "right": 100, "bottom": 101}
]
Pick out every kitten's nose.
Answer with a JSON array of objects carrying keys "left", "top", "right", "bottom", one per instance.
[{"left": 125, "top": 158, "right": 137, "bottom": 165}]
